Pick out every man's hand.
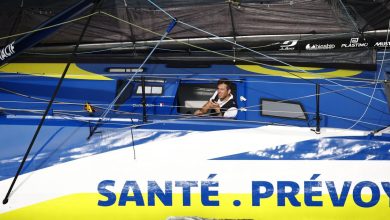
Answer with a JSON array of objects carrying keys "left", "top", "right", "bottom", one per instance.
[
  {"left": 210, "top": 101, "right": 221, "bottom": 115},
  {"left": 194, "top": 109, "right": 202, "bottom": 115}
]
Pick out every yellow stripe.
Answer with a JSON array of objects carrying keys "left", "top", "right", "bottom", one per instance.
[
  {"left": 1, "top": 193, "right": 388, "bottom": 220},
  {"left": 0, "top": 63, "right": 112, "bottom": 80},
  {"left": 236, "top": 65, "right": 362, "bottom": 79},
  {"left": 273, "top": 66, "right": 323, "bottom": 71}
]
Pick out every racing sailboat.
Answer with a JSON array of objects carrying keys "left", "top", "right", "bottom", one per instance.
[{"left": 0, "top": 0, "right": 390, "bottom": 219}]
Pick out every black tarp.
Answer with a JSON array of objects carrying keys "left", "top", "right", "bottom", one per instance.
[
  {"left": 0, "top": 0, "right": 388, "bottom": 67},
  {"left": 2, "top": 0, "right": 388, "bottom": 45}
]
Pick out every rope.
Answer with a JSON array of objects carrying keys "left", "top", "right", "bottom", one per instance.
[
  {"left": 347, "top": 18, "right": 390, "bottom": 130},
  {"left": 88, "top": 18, "right": 177, "bottom": 138},
  {"left": 1, "top": 77, "right": 389, "bottom": 121},
  {"left": 0, "top": 8, "right": 387, "bottom": 131},
  {"left": 2, "top": 103, "right": 385, "bottom": 130},
  {"left": 0, "top": 70, "right": 384, "bottom": 84},
  {"left": 141, "top": 1, "right": 386, "bottom": 105},
  {"left": 0, "top": 80, "right": 384, "bottom": 111},
  {"left": 0, "top": 12, "right": 99, "bottom": 41},
  {"left": 0, "top": 9, "right": 382, "bottom": 103},
  {"left": 337, "top": 0, "right": 360, "bottom": 33}
]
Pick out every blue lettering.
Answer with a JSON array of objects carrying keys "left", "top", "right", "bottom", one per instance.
[
  {"left": 175, "top": 181, "right": 198, "bottom": 206},
  {"left": 201, "top": 176, "right": 219, "bottom": 206},
  {"left": 252, "top": 181, "right": 274, "bottom": 206},
  {"left": 381, "top": 182, "right": 390, "bottom": 206},
  {"left": 97, "top": 180, "right": 116, "bottom": 206},
  {"left": 353, "top": 181, "right": 380, "bottom": 208},
  {"left": 119, "top": 181, "right": 145, "bottom": 206},
  {"left": 326, "top": 181, "right": 351, "bottom": 207},
  {"left": 304, "top": 175, "right": 322, "bottom": 207},
  {"left": 148, "top": 181, "right": 172, "bottom": 206},
  {"left": 277, "top": 181, "right": 301, "bottom": 206}
]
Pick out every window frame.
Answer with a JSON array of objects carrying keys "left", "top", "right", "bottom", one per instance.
[{"left": 260, "top": 98, "right": 308, "bottom": 121}]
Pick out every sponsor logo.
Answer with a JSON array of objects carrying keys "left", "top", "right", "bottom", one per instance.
[
  {"left": 341, "top": 37, "right": 368, "bottom": 48},
  {"left": 0, "top": 41, "right": 15, "bottom": 61},
  {"left": 350, "top": 37, "right": 359, "bottom": 44},
  {"left": 374, "top": 42, "right": 390, "bottom": 48},
  {"left": 305, "top": 43, "right": 336, "bottom": 50},
  {"left": 97, "top": 174, "right": 390, "bottom": 208},
  {"left": 280, "top": 40, "right": 298, "bottom": 50}
]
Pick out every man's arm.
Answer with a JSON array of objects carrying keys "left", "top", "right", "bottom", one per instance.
[{"left": 194, "top": 101, "right": 213, "bottom": 115}]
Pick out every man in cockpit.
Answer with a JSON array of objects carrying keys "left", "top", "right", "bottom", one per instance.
[{"left": 194, "top": 78, "right": 238, "bottom": 118}]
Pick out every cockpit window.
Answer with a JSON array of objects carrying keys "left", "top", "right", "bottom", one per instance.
[
  {"left": 177, "top": 83, "right": 236, "bottom": 114},
  {"left": 260, "top": 99, "right": 307, "bottom": 120}
]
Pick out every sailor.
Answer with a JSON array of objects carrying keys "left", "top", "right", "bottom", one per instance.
[{"left": 194, "top": 78, "right": 238, "bottom": 118}]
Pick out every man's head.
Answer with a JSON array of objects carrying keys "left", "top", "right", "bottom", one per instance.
[{"left": 217, "top": 78, "right": 232, "bottom": 100}]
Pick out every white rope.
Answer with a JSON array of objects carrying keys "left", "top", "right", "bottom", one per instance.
[
  {"left": 347, "top": 18, "right": 390, "bottom": 130},
  {"left": 144, "top": 0, "right": 386, "bottom": 105},
  {"left": 1, "top": 78, "right": 388, "bottom": 125},
  {"left": 0, "top": 71, "right": 383, "bottom": 84},
  {"left": 2, "top": 103, "right": 385, "bottom": 130}
]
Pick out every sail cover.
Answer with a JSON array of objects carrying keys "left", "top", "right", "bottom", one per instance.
[{"left": 0, "top": 0, "right": 389, "bottom": 67}]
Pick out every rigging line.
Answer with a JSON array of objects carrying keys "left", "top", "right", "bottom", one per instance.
[
  {"left": 240, "top": 109, "right": 385, "bottom": 128},
  {"left": 2, "top": 109, "right": 141, "bottom": 127},
  {"left": 0, "top": 15, "right": 376, "bottom": 85},
  {"left": 54, "top": 113, "right": 138, "bottom": 126},
  {"left": 0, "top": 33, "right": 386, "bottom": 125},
  {"left": 1, "top": 77, "right": 388, "bottom": 118},
  {"left": 0, "top": 82, "right": 375, "bottom": 111},
  {"left": 143, "top": 1, "right": 385, "bottom": 104},
  {"left": 3, "top": 105, "right": 385, "bottom": 129},
  {"left": 0, "top": 87, "right": 85, "bottom": 106},
  {"left": 1, "top": 80, "right": 388, "bottom": 119},
  {"left": 122, "top": 0, "right": 137, "bottom": 160},
  {"left": 0, "top": 74, "right": 382, "bottom": 86},
  {"left": 337, "top": 0, "right": 360, "bottom": 34},
  {"left": 0, "top": 70, "right": 382, "bottom": 84},
  {"left": 243, "top": 82, "right": 377, "bottom": 109},
  {"left": 0, "top": 12, "right": 99, "bottom": 42},
  {"left": 6, "top": 0, "right": 24, "bottom": 45},
  {"left": 107, "top": 104, "right": 386, "bottom": 129},
  {"left": 56, "top": 111, "right": 293, "bottom": 128},
  {"left": 3, "top": 100, "right": 383, "bottom": 131},
  {"left": 146, "top": 0, "right": 175, "bottom": 20},
  {"left": 174, "top": 21, "right": 386, "bottom": 104},
  {"left": 320, "top": 113, "right": 385, "bottom": 128},
  {"left": 190, "top": 106, "right": 385, "bottom": 128},
  {"left": 3, "top": 4, "right": 102, "bottom": 204},
  {"left": 88, "top": 18, "right": 177, "bottom": 139},
  {"left": 123, "top": 117, "right": 292, "bottom": 130},
  {"left": 347, "top": 18, "right": 390, "bottom": 130},
  {"left": 64, "top": 105, "right": 384, "bottom": 128},
  {"left": 100, "top": 12, "right": 387, "bottom": 106},
  {"left": 243, "top": 83, "right": 389, "bottom": 116},
  {"left": 2, "top": 1, "right": 103, "bottom": 205}
]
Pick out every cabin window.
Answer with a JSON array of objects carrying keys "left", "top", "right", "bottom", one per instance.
[
  {"left": 177, "top": 83, "right": 236, "bottom": 114},
  {"left": 135, "top": 85, "right": 163, "bottom": 95},
  {"left": 260, "top": 99, "right": 307, "bottom": 120}
]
